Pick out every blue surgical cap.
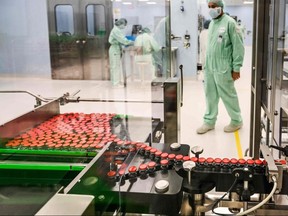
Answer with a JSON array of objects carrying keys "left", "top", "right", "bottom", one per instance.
[{"left": 208, "top": 0, "right": 225, "bottom": 8}]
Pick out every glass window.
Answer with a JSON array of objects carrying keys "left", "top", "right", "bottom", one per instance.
[
  {"left": 55, "top": 5, "right": 74, "bottom": 35},
  {"left": 86, "top": 4, "right": 106, "bottom": 36}
]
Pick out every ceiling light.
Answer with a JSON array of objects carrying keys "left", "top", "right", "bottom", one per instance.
[
  {"left": 147, "top": 1, "right": 156, "bottom": 4},
  {"left": 243, "top": 1, "right": 253, "bottom": 4},
  {"left": 123, "top": 2, "right": 132, "bottom": 4}
]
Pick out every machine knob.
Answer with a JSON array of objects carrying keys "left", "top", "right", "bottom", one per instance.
[
  {"left": 183, "top": 161, "right": 196, "bottom": 185},
  {"left": 155, "top": 180, "right": 169, "bottom": 193},
  {"left": 170, "top": 142, "right": 181, "bottom": 151},
  {"left": 183, "top": 161, "right": 196, "bottom": 172},
  {"left": 191, "top": 146, "right": 204, "bottom": 158}
]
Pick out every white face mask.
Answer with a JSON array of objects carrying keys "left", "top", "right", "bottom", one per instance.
[{"left": 209, "top": 7, "right": 222, "bottom": 19}]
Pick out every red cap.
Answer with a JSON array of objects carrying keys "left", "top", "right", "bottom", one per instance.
[
  {"left": 198, "top": 157, "right": 206, "bottom": 163},
  {"left": 176, "top": 154, "right": 184, "bottom": 161},
  {"left": 128, "top": 166, "right": 137, "bottom": 173},
  {"left": 247, "top": 159, "right": 255, "bottom": 165},
  {"left": 222, "top": 158, "right": 230, "bottom": 164},
  {"left": 214, "top": 158, "right": 222, "bottom": 163},
  {"left": 168, "top": 154, "right": 176, "bottom": 160},
  {"left": 150, "top": 148, "right": 157, "bottom": 153},
  {"left": 191, "top": 157, "right": 198, "bottom": 162},
  {"left": 230, "top": 158, "right": 238, "bottom": 164},
  {"left": 238, "top": 159, "right": 246, "bottom": 164},
  {"left": 155, "top": 151, "right": 162, "bottom": 157},
  {"left": 254, "top": 159, "right": 263, "bottom": 165},
  {"left": 139, "top": 164, "right": 148, "bottom": 171},
  {"left": 206, "top": 157, "right": 214, "bottom": 164},
  {"left": 148, "top": 161, "right": 156, "bottom": 168},
  {"left": 161, "top": 152, "right": 169, "bottom": 159},
  {"left": 160, "top": 159, "right": 169, "bottom": 166},
  {"left": 107, "top": 170, "right": 116, "bottom": 177}
]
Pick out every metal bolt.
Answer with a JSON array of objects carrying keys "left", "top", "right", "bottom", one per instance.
[{"left": 98, "top": 195, "right": 105, "bottom": 201}]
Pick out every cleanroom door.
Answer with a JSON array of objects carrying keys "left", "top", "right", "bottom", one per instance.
[
  {"left": 47, "top": 0, "right": 111, "bottom": 80},
  {"left": 79, "top": 0, "right": 112, "bottom": 80}
]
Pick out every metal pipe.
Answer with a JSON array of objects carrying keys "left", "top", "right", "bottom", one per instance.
[
  {"left": 0, "top": 90, "right": 51, "bottom": 102},
  {"left": 76, "top": 98, "right": 163, "bottom": 103}
]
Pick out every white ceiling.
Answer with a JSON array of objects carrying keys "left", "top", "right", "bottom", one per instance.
[
  {"left": 225, "top": 0, "right": 254, "bottom": 6},
  {"left": 198, "top": 0, "right": 254, "bottom": 6}
]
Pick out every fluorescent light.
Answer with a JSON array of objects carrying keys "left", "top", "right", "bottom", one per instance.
[
  {"left": 243, "top": 1, "right": 253, "bottom": 4},
  {"left": 147, "top": 1, "right": 156, "bottom": 4},
  {"left": 138, "top": 0, "right": 149, "bottom": 1},
  {"left": 123, "top": 2, "right": 132, "bottom": 4}
]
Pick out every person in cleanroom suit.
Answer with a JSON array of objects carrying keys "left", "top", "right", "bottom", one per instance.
[
  {"left": 197, "top": 0, "right": 245, "bottom": 134},
  {"left": 134, "top": 27, "right": 161, "bottom": 80},
  {"left": 108, "top": 18, "right": 133, "bottom": 87}
]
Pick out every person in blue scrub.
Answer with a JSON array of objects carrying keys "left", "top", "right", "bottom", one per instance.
[
  {"left": 197, "top": 0, "right": 245, "bottom": 134},
  {"left": 108, "top": 18, "right": 133, "bottom": 87}
]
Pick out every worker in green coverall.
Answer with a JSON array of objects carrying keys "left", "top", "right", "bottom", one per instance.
[
  {"left": 108, "top": 18, "right": 133, "bottom": 87},
  {"left": 197, "top": 0, "right": 244, "bottom": 134}
]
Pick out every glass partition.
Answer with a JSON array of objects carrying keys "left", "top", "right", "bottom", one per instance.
[{"left": 0, "top": 3, "right": 172, "bottom": 213}]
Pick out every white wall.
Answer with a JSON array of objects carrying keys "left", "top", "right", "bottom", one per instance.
[
  {"left": 0, "top": 0, "right": 253, "bottom": 79},
  {"left": 0, "top": 0, "right": 51, "bottom": 77},
  {"left": 197, "top": 1, "right": 254, "bottom": 46}
]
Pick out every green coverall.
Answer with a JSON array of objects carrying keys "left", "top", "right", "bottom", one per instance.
[
  {"left": 203, "top": 14, "right": 244, "bottom": 126},
  {"left": 108, "top": 25, "right": 132, "bottom": 86}
]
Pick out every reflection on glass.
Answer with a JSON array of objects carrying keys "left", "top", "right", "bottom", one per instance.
[
  {"left": 86, "top": 5, "right": 106, "bottom": 36},
  {"left": 55, "top": 5, "right": 74, "bottom": 35}
]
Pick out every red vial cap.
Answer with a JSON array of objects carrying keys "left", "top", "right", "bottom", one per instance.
[
  {"left": 155, "top": 151, "right": 162, "bottom": 156},
  {"left": 176, "top": 154, "right": 184, "bottom": 161},
  {"left": 128, "top": 166, "right": 137, "bottom": 173},
  {"left": 161, "top": 153, "right": 169, "bottom": 159},
  {"left": 198, "top": 157, "right": 206, "bottom": 163},
  {"left": 107, "top": 170, "right": 116, "bottom": 177},
  {"left": 222, "top": 158, "right": 230, "bottom": 164},
  {"left": 238, "top": 159, "right": 246, "bottom": 164},
  {"left": 191, "top": 157, "right": 198, "bottom": 162},
  {"left": 148, "top": 161, "right": 156, "bottom": 168},
  {"left": 95, "top": 143, "right": 104, "bottom": 149},
  {"left": 75, "top": 144, "right": 83, "bottom": 149},
  {"left": 117, "top": 141, "right": 124, "bottom": 145},
  {"left": 136, "top": 143, "right": 143, "bottom": 148},
  {"left": 206, "top": 157, "right": 214, "bottom": 163},
  {"left": 230, "top": 158, "right": 238, "bottom": 164},
  {"left": 140, "top": 144, "right": 147, "bottom": 149},
  {"left": 118, "top": 170, "right": 125, "bottom": 176},
  {"left": 247, "top": 159, "right": 255, "bottom": 165},
  {"left": 150, "top": 148, "right": 157, "bottom": 153},
  {"left": 160, "top": 159, "right": 169, "bottom": 166},
  {"left": 214, "top": 158, "right": 222, "bottom": 163},
  {"left": 183, "top": 156, "right": 190, "bottom": 161},
  {"left": 145, "top": 146, "right": 152, "bottom": 151},
  {"left": 254, "top": 159, "right": 263, "bottom": 165},
  {"left": 168, "top": 154, "right": 176, "bottom": 160},
  {"left": 139, "top": 164, "right": 148, "bottom": 171}
]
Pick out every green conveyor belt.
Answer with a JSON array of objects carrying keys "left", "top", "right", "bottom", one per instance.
[
  {"left": 0, "top": 163, "right": 84, "bottom": 171},
  {"left": 0, "top": 148, "right": 97, "bottom": 157}
]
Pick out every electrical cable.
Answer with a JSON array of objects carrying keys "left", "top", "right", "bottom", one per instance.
[
  {"left": 211, "top": 177, "right": 239, "bottom": 216},
  {"left": 236, "top": 175, "right": 278, "bottom": 216}
]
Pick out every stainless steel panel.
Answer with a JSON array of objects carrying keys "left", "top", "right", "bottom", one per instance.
[
  {"left": 0, "top": 99, "right": 60, "bottom": 139},
  {"left": 163, "top": 77, "right": 181, "bottom": 145}
]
